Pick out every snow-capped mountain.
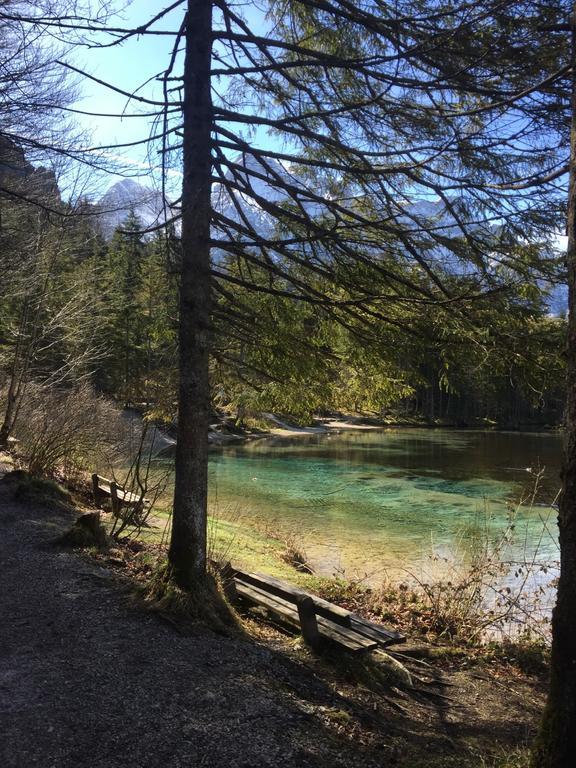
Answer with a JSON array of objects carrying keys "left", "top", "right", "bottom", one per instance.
[
  {"left": 211, "top": 154, "right": 568, "bottom": 315},
  {"left": 94, "top": 159, "right": 567, "bottom": 315},
  {"left": 545, "top": 282, "right": 568, "bottom": 316},
  {"left": 96, "top": 179, "right": 172, "bottom": 239},
  {"left": 211, "top": 154, "right": 295, "bottom": 240}
]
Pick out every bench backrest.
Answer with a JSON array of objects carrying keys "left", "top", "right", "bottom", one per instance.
[{"left": 233, "top": 569, "right": 352, "bottom": 627}]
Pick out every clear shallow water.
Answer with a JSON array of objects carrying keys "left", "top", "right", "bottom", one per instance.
[{"left": 208, "top": 428, "right": 562, "bottom": 581}]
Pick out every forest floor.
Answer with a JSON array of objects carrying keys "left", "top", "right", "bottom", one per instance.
[{"left": 0, "top": 453, "right": 546, "bottom": 768}]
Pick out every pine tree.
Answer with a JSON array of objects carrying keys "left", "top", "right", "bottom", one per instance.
[
  {"left": 165, "top": 0, "right": 567, "bottom": 585},
  {"left": 103, "top": 210, "right": 147, "bottom": 406}
]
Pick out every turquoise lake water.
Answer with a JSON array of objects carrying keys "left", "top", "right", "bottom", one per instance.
[{"left": 208, "top": 428, "right": 562, "bottom": 581}]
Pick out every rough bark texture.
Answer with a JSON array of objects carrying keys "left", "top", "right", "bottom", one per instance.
[
  {"left": 532, "top": 8, "right": 576, "bottom": 767},
  {"left": 0, "top": 400, "right": 16, "bottom": 448},
  {"left": 0, "top": 359, "right": 22, "bottom": 449},
  {"left": 168, "top": 0, "right": 213, "bottom": 588}
]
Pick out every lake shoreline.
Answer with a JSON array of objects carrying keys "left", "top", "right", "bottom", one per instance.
[
  {"left": 205, "top": 427, "right": 561, "bottom": 599},
  {"left": 207, "top": 411, "right": 562, "bottom": 445}
]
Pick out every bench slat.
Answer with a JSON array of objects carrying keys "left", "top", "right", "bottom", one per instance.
[
  {"left": 235, "top": 581, "right": 298, "bottom": 620},
  {"left": 93, "top": 474, "right": 150, "bottom": 507},
  {"left": 235, "top": 570, "right": 351, "bottom": 626},
  {"left": 316, "top": 619, "right": 377, "bottom": 653},
  {"left": 349, "top": 617, "right": 406, "bottom": 647},
  {"left": 235, "top": 581, "right": 377, "bottom": 653},
  {"left": 234, "top": 568, "right": 405, "bottom": 647}
]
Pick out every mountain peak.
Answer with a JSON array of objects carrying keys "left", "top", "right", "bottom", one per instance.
[{"left": 96, "top": 179, "right": 171, "bottom": 239}]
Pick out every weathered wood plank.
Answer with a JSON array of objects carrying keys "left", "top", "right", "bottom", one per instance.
[
  {"left": 235, "top": 570, "right": 351, "bottom": 626},
  {"left": 349, "top": 617, "right": 406, "bottom": 647},
  {"left": 235, "top": 581, "right": 303, "bottom": 624},
  {"left": 234, "top": 581, "right": 377, "bottom": 653},
  {"left": 110, "top": 481, "right": 121, "bottom": 517},
  {"left": 220, "top": 561, "right": 239, "bottom": 603},
  {"left": 92, "top": 475, "right": 150, "bottom": 508},
  {"left": 235, "top": 569, "right": 404, "bottom": 644},
  {"left": 91, "top": 473, "right": 102, "bottom": 509},
  {"left": 316, "top": 618, "right": 377, "bottom": 652}
]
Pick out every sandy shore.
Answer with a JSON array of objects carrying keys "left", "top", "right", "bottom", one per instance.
[
  {"left": 321, "top": 419, "right": 384, "bottom": 431},
  {"left": 267, "top": 416, "right": 387, "bottom": 437}
]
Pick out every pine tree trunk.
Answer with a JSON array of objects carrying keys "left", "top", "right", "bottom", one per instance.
[
  {"left": 0, "top": 392, "right": 17, "bottom": 448},
  {"left": 532, "top": 7, "right": 576, "bottom": 766},
  {"left": 168, "top": 0, "right": 213, "bottom": 589},
  {"left": 0, "top": 367, "right": 19, "bottom": 448}
]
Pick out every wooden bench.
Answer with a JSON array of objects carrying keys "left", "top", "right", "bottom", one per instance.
[
  {"left": 91, "top": 474, "right": 150, "bottom": 518},
  {"left": 226, "top": 568, "right": 405, "bottom": 654}
]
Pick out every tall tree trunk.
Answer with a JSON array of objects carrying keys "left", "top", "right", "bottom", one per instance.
[
  {"left": 532, "top": 7, "right": 576, "bottom": 766},
  {"left": 0, "top": 297, "right": 31, "bottom": 449},
  {"left": 0, "top": 357, "right": 21, "bottom": 448},
  {"left": 0, "top": 388, "right": 18, "bottom": 448},
  {"left": 168, "top": 0, "right": 213, "bottom": 589}
]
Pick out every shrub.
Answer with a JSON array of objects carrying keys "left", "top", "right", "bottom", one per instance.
[
  {"left": 108, "top": 421, "right": 172, "bottom": 540},
  {"left": 3, "top": 470, "right": 72, "bottom": 510},
  {"left": 15, "top": 383, "right": 126, "bottom": 480}
]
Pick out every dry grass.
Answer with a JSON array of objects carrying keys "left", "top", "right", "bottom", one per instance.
[
  {"left": 14, "top": 383, "right": 126, "bottom": 481},
  {"left": 278, "top": 532, "right": 315, "bottom": 574}
]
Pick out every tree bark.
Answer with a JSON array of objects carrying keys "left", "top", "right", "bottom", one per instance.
[
  {"left": 0, "top": 300, "right": 30, "bottom": 449},
  {"left": 0, "top": 386, "right": 18, "bottom": 448},
  {"left": 532, "top": 6, "right": 576, "bottom": 766},
  {"left": 168, "top": 0, "right": 213, "bottom": 589}
]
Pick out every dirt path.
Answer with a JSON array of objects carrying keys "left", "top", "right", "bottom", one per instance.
[{"left": 0, "top": 476, "right": 390, "bottom": 768}]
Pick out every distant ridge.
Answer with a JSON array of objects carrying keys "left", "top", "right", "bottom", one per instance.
[{"left": 83, "top": 159, "right": 571, "bottom": 318}]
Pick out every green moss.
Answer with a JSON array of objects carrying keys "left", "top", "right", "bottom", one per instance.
[
  {"left": 530, "top": 700, "right": 559, "bottom": 768},
  {"left": 7, "top": 472, "right": 72, "bottom": 509},
  {"left": 142, "top": 561, "right": 242, "bottom": 636},
  {"left": 323, "top": 707, "right": 352, "bottom": 724}
]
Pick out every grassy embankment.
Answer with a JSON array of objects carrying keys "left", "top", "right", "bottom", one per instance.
[{"left": 104, "top": 485, "right": 552, "bottom": 663}]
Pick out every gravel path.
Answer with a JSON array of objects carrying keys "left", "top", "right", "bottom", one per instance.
[{"left": 0, "top": 477, "right": 383, "bottom": 768}]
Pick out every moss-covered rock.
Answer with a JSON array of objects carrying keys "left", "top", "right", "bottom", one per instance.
[{"left": 57, "top": 512, "right": 109, "bottom": 550}]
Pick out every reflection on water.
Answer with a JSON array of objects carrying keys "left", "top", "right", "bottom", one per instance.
[{"left": 208, "top": 428, "right": 562, "bottom": 581}]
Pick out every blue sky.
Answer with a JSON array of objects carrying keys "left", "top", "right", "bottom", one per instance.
[
  {"left": 67, "top": 1, "right": 267, "bottom": 196},
  {"left": 69, "top": 1, "right": 186, "bottom": 193},
  {"left": 63, "top": 0, "right": 568, "bottom": 261}
]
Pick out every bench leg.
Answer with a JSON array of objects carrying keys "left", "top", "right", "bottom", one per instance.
[
  {"left": 297, "top": 596, "right": 321, "bottom": 651},
  {"left": 110, "top": 482, "right": 121, "bottom": 517},
  {"left": 91, "top": 474, "right": 101, "bottom": 509},
  {"left": 221, "top": 562, "right": 239, "bottom": 604}
]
